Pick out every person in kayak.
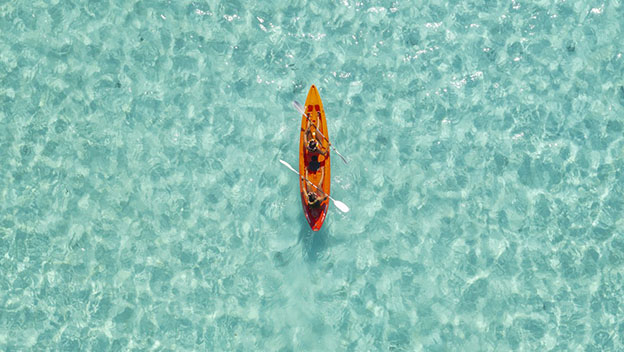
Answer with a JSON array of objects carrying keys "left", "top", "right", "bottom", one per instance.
[
  {"left": 304, "top": 167, "right": 327, "bottom": 208},
  {"left": 304, "top": 125, "right": 328, "bottom": 156},
  {"left": 306, "top": 189, "right": 328, "bottom": 208},
  {"left": 304, "top": 125, "right": 328, "bottom": 172}
]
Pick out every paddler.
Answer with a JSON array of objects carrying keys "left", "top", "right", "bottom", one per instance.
[
  {"left": 304, "top": 119, "right": 329, "bottom": 172},
  {"left": 303, "top": 167, "right": 328, "bottom": 208},
  {"left": 306, "top": 190, "right": 328, "bottom": 208},
  {"left": 306, "top": 136, "right": 326, "bottom": 155},
  {"left": 303, "top": 118, "right": 329, "bottom": 156}
]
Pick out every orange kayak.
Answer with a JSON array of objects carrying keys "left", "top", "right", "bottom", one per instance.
[{"left": 299, "top": 85, "right": 331, "bottom": 231}]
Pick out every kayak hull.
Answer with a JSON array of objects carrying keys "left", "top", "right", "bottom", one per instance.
[{"left": 299, "top": 85, "right": 331, "bottom": 231}]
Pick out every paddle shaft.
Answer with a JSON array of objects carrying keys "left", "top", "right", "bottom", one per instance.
[
  {"left": 294, "top": 101, "right": 329, "bottom": 144},
  {"left": 304, "top": 112, "right": 330, "bottom": 146},
  {"left": 300, "top": 169, "right": 327, "bottom": 199}
]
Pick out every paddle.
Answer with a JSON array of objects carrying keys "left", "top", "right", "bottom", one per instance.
[
  {"left": 279, "top": 159, "right": 350, "bottom": 213},
  {"left": 293, "top": 100, "right": 349, "bottom": 164}
]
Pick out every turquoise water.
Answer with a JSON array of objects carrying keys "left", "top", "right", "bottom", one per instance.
[{"left": 1, "top": 0, "right": 624, "bottom": 350}]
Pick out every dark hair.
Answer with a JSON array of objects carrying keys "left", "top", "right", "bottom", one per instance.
[{"left": 307, "top": 192, "right": 316, "bottom": 201}]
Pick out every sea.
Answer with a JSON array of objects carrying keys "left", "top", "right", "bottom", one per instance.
[{"left": 1, "top": 0, "right": 623, "bottom": 350}]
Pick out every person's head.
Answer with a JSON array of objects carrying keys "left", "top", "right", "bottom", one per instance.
[
  {"left": 308, "top": 139, "right": 317, "bottom": 150},
  {"left": 307, "top": 191, "right": 317, "bottom": 202}
]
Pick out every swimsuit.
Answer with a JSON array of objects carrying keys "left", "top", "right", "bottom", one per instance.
[{"left": 308, "top": 155, "right": 321, "bottom": 172}]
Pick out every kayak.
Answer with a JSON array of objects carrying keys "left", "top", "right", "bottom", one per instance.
[{"left": 299, "top": 85, "right": 331, "bottom": 231}]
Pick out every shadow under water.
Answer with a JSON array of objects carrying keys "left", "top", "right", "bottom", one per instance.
[
  {"left": 299, "top": 218, "right": 329, "bottom": 263},
  {"left": 271, "top": 216, "right": 331, "bottom": 267}
]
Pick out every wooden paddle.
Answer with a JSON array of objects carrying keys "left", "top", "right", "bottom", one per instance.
[
  {"left": 293, "top": 100, "right": 349, "bottom": 164},
  {"left": 279, "top": 159, "right": 350, "bottom": 213}
]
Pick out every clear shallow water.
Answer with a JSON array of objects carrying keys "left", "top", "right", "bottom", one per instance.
[{"left": 1, "top": 0, "right": 624, "bottom": 350}]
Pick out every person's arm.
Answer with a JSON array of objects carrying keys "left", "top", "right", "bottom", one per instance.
[
  {"left": 317, "top": 187, "right": 328, "bottom": 203},
  {"left": 304, "top": 170, "right": 314, "bottom": 196},
  {"left": 316, "top": 166, "right": 326, "bottom": 189},
  {"left": 315, "top": 131, "right": 330, "bottom": 152},
  {"left": 304, "top": 183, "right": 314, "bottom": 206},
  {"left": 304, "top": 127, "right": 311, "bottom": 147}
]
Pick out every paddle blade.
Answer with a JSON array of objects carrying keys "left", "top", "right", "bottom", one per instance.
[
  {"left": 333, "top": 199, "right": 350, "bottom": 213},
  {"left": 279, "top": 159, "right": 299, "bottom": 175},
  {"left": 293, "top": 100, "right": 305, "bottom": 114},
  {"left": 334, "top": 149, "right": 349, "bottom": 164}
]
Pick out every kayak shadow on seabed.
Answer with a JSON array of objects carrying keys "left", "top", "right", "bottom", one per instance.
[
  {"left": 271, "top": 218, "right": 330, "bottom": 267},
  {"left": 298, "top": 219, "right": 329, "bottom": 263}
]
